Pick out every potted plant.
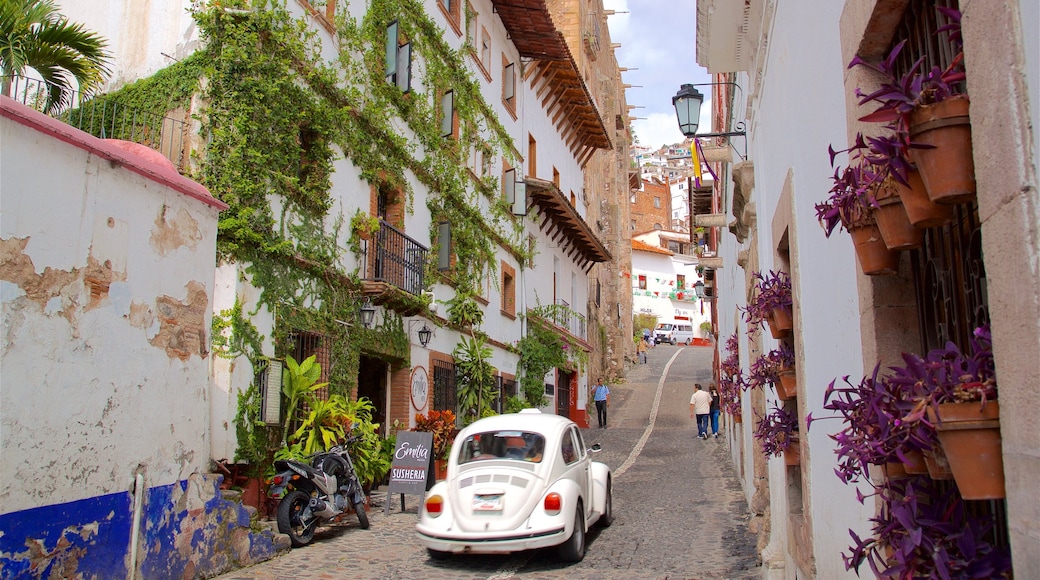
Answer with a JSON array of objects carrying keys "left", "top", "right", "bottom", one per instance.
[
  {"left": 888, "top": 324, "right": 1002, "bottom": 499},
  {"left": 747, "top": 344, "right": 797, "bottom": 400},
  {"left": 850, "top": 7, "right": 974, "bottom": 206},
  {"left": 812, "top": 365, "right": 936, "bottom": 484},
  {"left": 744, "top": 270, "right": 793, "bottom": 337},
  {"left": 843, "top": 476, "right": 1012, "bottom": 579},
  {"left": 816, "top": 139, "right": 900, "bottom": 276},
  {"left": 413, "top": 409, "right": 458, "bottom": 480},
  {"left": 754, "top": 403, "right": 799, "bottom": 465},
  {"left": 232, "top": 379, "right": 275, "bottom": 511},
  {"left": 863, "top": 130, "right": 953, "bottom": 230}
]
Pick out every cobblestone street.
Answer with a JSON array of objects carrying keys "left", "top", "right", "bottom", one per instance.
[{"left": 217, "top": 344, "right": 760, "bottom": 579}]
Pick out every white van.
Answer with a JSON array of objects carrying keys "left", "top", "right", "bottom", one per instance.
[{"left": 653, "top": 322, "right": 696, "bottom": 345}]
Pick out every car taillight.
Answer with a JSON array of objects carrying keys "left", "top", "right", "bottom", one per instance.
[
  {"left": 425, "top": 495, "right": 444, "bottom": 517},
  {"left": 543, "top": 492, "right": 562, "bottom": 515}
]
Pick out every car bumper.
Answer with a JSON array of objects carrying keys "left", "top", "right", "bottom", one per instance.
[{"left": 416, "top": 524, "right": 567, "bottom": 554}]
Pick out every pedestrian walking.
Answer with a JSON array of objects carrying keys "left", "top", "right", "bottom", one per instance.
[
  {"left": 689, "top": 383, "right": 711, "bottom": 439},
  {"left": 709, "top": 384, "right": 721, "bottom": 438},
  {"left": 593, "top": 380, "right": 610, "bottom": 428},
  {"left": 636, "top": 337, "right": 648, "bottom": 363}
]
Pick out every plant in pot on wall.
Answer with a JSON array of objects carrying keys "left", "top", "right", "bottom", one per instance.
[
  {"left": 747, "top": 344, "right": 797, "bottom": 401},
  {"left": 744, "top": 270, "right": 793, "bottom": 338},
  {"left": 414, "top": 409, "right": 458, "bottom": 480},
  {"left": 817, "top": 137, "right": 901, "bottom": 276},
  {"left": 843, "top": 476, "right": 1012, "bottom": 579},
  {"left": 887, "top": 324, "right": 1002, "bottom": 499},
  {"left": 850, "top": 7, "right": 974, "bottom": 206},
  {"left": 718, "top": 332, "right": 744, "bottom": 421},
  {"left": 754, "top": 403, "right": 800, "bottom": 466},
  {"left": 812, "top": 365, "right": 936, "bottom": 484}
]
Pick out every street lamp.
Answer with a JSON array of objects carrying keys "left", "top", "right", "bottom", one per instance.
[
  {"left": 672, "top": 83, "right": 747, "bottom": 160},
  {"left": 360, "top": 298, "right": 376, "bottom": 328},
  {"left": 693, "top": 281, "right": 705, "bottom": 299},
  {"left": 418, "top": 324, "right": 433, "bottom": 347}
]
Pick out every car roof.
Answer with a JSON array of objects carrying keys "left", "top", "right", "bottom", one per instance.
[{"left": 455, "top": 410, "right": 574, "bottom": 439}]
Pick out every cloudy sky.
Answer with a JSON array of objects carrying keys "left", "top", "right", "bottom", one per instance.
[{"left": 603, "top": 0, "right": 713, "bottom": 151}]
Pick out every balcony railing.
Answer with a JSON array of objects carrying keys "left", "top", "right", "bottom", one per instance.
[
  {"left": 364, "top": 220, "right": 427, "bottom": 296},
  {"left": 530, "top": 301, "right": 587, "bottom": 341},
  {"left": 3, "top": 75, "right": 189, "bottom": 170}
]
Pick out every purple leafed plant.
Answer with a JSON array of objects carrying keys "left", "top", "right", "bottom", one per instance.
[
  {"left": 742, "top": 270, "right": 793, "bottom": 329},
  {"left": 747, "top": 344, "right": 795, "bottom": 391},
  {"left": 844, "top": 476, "right": 1012, "bottom": 579},
  {"left": 849, "top": 7, "right": 966, "bottom": 126},
  {"left": 816, "top": 136, "right": 880, "bottom": 237},
  {"left": 888, "top": 324, "right": 997, "bottom": 410},
  {"left": 753, "top": 403, "right": 798, "bottom": 457},
  {"left": 819, "top": 364, "right": 937, "bottom": 484}
]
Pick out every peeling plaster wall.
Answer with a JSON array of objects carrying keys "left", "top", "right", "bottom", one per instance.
[{"left": 0, "top": 101, "right": 243, "bottom": 576}]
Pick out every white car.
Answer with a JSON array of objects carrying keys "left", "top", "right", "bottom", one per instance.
[{"left": 416, "top": 409, "right": 613, "bottom": 562}]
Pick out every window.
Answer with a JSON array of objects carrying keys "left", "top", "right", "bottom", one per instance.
[
  {"left": 527, "top": 134, "right": 537, "bottom": 176},
  {"left": 570, "top": 191, "right": 576, "bottom": 206},
  {"left": 501, "top": 261, "right": 515, "bottom": 318},
  {"left": 438, "top": 0, "right": 461, "bottom": 34},
  {"left": 502, "top": 165, "right": 515, "bottom": 202},
  {"left": 638, "top": 275, "right": 647, "bottom": 290},
  {"left": 630, "top": 219, "right": 636, "bottom": 230},
  {"left": 458, "top": 431, "right": 545, "bottom": 464},
  {"left": 552, "top": 167, "right": 560, "bottom": 188},
  {"left": 479, "top": 27, "right": 491, "bottom": 75},
  {"left": 561, "top": 428, "right": 579, "bottom": 464},
  {"left": 384, "top": 22, "right": 411, "bottom": 92},
  {"left": 677, "top": 274, "right": 686, "bottom": 290},
  {"left": 630, "top": 194, "right": 636, "bottom": 203},
  {"left": 654, "top": 196, "right": 661, "bottom": 208},
  {"left": 502, "top": 59, "right": 516, "bottom": 116},
  {"left": 466, "top": 2, "right": 478, "bottom": 52},
  {"left": 440, "top": 89, "right": 455, "bottom": 138}
]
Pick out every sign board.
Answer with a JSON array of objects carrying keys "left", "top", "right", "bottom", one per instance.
[{"left": 384, "top": 431, "right": 435, "bottom": 515}]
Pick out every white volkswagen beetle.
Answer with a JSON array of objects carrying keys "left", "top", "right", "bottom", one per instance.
[{"left": 416, "top": 409, "right": 613, "bottom": 562}]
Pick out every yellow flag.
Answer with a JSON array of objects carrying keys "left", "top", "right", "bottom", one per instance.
[{"left": 691, "top": 141, "right": 703, "bottom": 183}]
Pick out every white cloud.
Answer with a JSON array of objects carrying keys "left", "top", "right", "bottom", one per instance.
[{"left": 631, "top": 99, "right": 713, "bottom": 151}]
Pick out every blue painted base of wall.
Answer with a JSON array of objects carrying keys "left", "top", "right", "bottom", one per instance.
[{"left": 1, "top": 473, "right": 287, "bottom": 579}]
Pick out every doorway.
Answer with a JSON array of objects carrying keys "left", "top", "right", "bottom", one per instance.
[{"left": 357, "top": 355, "right": 388, "bottom": 435}]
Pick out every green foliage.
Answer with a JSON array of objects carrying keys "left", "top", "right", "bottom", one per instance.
[
  {"left": 453, "top": 334, "right": 497, "bottom": 425},
  {"left": 504, "top": 395, "right": 530, "bottom": 414},
  {"left": 446, "top": 292, "right": 484, "bottom": 330},
  {"left": 516, "top": 321, "right": 567, "bottom": 408},
  {"left": 233, "top": 381, "right": 274, "bottom": 477},
  {"left": 0, "top": 0, "right": 112, "bottom": 112},
  {"left": 281, "top": 354, "right": 329, "bottom": 443},
  {"left": 340, "top": 397, "right": 389, "bottom": 487},
  {"left": 633, "top": 312, "right": 659, "bottom": 337},
  {"left": 292, "top": 395, "right": 349, "bottom": 454},
  {"left": 211, "top": 298, "right": 264, "bottom": 361}
]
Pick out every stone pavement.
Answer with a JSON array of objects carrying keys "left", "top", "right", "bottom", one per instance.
[{"left": 216, "top": 343, "right": 760, "bottom": 579}]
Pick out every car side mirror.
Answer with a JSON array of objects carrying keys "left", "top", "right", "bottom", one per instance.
[{"left": 589, "top": 443, "right": 602, "bottom": 453}]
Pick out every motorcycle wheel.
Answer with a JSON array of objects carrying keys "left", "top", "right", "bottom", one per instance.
[
  {"left": 277, "top": 490, "right": 317, "bottom": 547},
  {"left": 353, "top": 498, "right": 370, "bottom": 529}
]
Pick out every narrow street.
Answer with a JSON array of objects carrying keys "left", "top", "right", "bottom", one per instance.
[{"left": 218, "top": 344, "right": 760, "bottom": 580}]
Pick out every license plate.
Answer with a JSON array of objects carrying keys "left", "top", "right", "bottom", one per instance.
[{"left": 472, "top": 494, "right": 503, "bottom": 511}]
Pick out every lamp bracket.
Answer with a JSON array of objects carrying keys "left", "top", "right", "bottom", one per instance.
[{"left": 695, "top": 121, "right": 747, "bottom": 161}]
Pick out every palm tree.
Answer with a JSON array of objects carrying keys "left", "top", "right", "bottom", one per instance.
[{"left": 0, "top": 0, "right": 110, "bottom": 112}]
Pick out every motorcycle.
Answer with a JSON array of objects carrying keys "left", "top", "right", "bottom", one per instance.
[{"left": 268, "top": 435, "right": 370, "bottom": 547}]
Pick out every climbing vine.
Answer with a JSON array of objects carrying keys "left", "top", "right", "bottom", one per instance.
[{"left": 84, "top": 0, "right": 541, "bottom": 406}]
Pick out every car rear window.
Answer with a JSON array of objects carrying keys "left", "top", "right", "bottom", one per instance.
[{"left": 457, "top": 431, "right": 546, "bottom": 464}]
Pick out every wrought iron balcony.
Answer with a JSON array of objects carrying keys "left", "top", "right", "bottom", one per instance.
[
  {"left": 363, "top": 220, "right": 427, "bottom": 296},
  {"left": 530, "top": 301, "right": 587, "bottom": 341},
  {"left": 3, "top": 75, "right": 189, "bottom": 170}
]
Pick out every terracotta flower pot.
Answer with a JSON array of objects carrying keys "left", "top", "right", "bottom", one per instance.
[
  {"left": 765, "top": 312, "right": 790, "bottom": 339},
  {"left": 885, "top": 461, "right": 910, "bottom": 480},
  {"left": 784, "top": 437, "right": 800, "bottom": 466},
  {"left": 923, "top": 448, "right": 953, "bottom": 480},
  {"left": 849, "top": 224, "right": 900, "bottom": 276},
  {"left": 770, "top": 307, "right": 793, "bottom": 333},
  {"left": 901, "top": 448, "right": 928, "bottom": 475},
  {"left": 909, "top": 96, "right": 976, "bottom": 205},
  {"left": 733, "top": 412, "right": 743, "bottom": 424},
  {"left": 890, "top": 170, "right": 954, "bottom": 228},
  {"left": 873, "top": 196, "right": 924, "bottom": 251},
  {"left": 776, "top": 369, "right": 797, "bottom": 401},
  {"left": 926, "top": 401, "right": 1005, "bottom": 500}
]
